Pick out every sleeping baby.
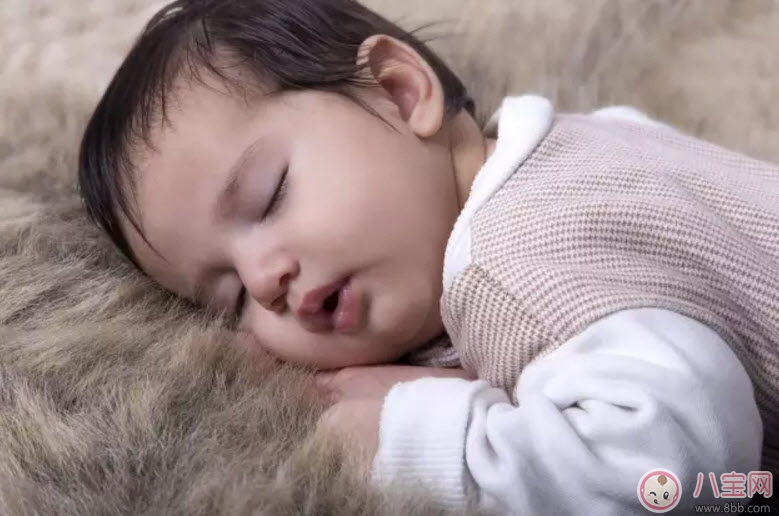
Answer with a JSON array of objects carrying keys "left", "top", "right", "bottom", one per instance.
[{"left": 78, "top": 0, "right": 777, "bottom": 513}]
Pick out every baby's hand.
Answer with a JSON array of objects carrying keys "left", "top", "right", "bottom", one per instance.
[{"left": 313, "top": 365, "right": 474, "bottom": 476}]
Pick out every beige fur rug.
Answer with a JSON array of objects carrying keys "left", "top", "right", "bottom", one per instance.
[{"left": 1, "top": 1, "right": 777, "bottom": 514}]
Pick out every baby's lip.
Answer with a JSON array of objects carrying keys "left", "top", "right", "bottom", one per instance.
[{"left": 295, "top": 278, "right": 347, "bottom": 332}]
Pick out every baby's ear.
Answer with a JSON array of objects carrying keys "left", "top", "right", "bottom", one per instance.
[{"left": 357, "top": 35, "right": 445, "bottom": 138}]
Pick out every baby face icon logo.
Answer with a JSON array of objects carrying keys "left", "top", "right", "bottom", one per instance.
[{"left": 637, "top": 469, "right": 682, "bottom": 513}]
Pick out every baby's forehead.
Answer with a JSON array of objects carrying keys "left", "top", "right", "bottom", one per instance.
[
  {"left": 125, "top": 79, "right": 271, "bottom": 299},
  {"left": 138, "top": 63, "right": 265, "bottom": 143},
  {"left": 138, "top": 80, "right": 261, "bottom": 171}
]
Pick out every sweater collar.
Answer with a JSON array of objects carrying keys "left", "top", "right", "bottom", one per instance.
[{"left": 442, "top": 95, "right": 555, "bottom": 290}]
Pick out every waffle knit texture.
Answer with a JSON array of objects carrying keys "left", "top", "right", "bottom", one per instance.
[{"left": 415, "top": 111, "right": 779, "bottom": 474}]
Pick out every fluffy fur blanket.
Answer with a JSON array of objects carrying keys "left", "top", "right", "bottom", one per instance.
[{"left": 1, "top": 1, "right": 777, "bottom": 514}]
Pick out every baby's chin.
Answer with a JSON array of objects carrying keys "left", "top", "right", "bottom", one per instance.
[
  {"left": 246, "top": 334, "right": 411, "bottom": 371},
  {"left": 310, "top": 341, "right": 416, "bottom": 370}
]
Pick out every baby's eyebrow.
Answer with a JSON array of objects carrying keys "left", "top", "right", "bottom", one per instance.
[{"left": 214, "top": 136, "right": 266, "bottom": 222}]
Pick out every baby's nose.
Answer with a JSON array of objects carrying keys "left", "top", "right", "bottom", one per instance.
[
  {"left": 259, "top": 290, "right": 287, "bottom": 313},
  {"left": 243, "top": 254, "right": 299, "bottom": 312},
  {"left": 253, "top": 272, "right": 292, "bottom": 312}
]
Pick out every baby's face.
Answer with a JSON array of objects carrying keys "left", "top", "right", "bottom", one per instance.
[{"left": 124, "top": 76, "right": 460, "bottom": 369}]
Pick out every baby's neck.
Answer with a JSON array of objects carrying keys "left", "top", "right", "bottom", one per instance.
[{"left": 447, "top": 110, "right": 497, "bottom": 210}]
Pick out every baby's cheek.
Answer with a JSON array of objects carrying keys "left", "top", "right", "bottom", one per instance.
[
  {"left": 243, "top": 315, "right": 290, "bottom": 356},
  {"left": 243, "top": 315, "right": 333, "bottom": 368}
]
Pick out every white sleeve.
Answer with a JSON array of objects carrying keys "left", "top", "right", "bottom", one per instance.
[{"left": 371, "top": 308, "right": 762, "bottom": 515}]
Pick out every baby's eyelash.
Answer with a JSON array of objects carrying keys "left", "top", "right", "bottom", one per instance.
[{"left": 262, "top": 167, "right": 288, "bottom": 220}]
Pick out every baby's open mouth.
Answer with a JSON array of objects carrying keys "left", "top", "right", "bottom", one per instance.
[
  {"left": 322, "top": 290, "right": 340, "bottom": 313},
  {"left": 296, "top": 278, "right": 363, "bottom": 334}
]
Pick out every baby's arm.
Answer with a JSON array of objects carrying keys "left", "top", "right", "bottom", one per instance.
[{"left": 372, "top": 308, "right": 762, "bottom": 515}]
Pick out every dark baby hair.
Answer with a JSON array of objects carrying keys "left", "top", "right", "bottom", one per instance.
[{"left": 78, "top": 0, "right": 474, "bottom": 268}]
